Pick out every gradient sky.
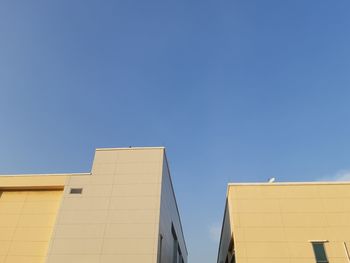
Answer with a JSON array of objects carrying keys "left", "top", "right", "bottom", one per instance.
[{"left": 1, "top": 1, "right": 350, "bottom": 262}]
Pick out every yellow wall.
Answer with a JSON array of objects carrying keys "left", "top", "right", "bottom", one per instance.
[
  {"left": 0, "top": 190, "right": 63, "bottom": 263},
  {"left": 218, "top": 182, "right": 350, "bottom": 263}
]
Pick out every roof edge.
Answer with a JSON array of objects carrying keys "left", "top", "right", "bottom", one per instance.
[
  {"left": 96, "top": 146, "right": 165, "bottom": 151},
  {"left": 0, "top": 172, "right": 91, "bottom": 177},
  {"left": 228, "top": 181, "right": 350, "bottom": 186}
]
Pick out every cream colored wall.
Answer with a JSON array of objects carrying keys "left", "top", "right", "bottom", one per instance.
[
  {"left": 157, "top": 154, "right": 188, "bottom": 263},
  {"left": 46, "top": 148, "right": 164, "bottom": 263},
  {"left": 0, "top": 189, "right": 63, "bottom": 263},
  {"left": 222, "top": 183, "right": 350, "bottom": 263}
]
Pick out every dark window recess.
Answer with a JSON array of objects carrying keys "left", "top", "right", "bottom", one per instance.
[
  {"left": 70, "top": 188, "right": 83, "bottom": 194},
  {"left": 171, "top": 224, "right": 183, "bottom": 263},
  {"left": 158, "top": 234, "right": 163, "bottom": 263},
  {"left": 312, "top": 242, "right": 329, "bottom": 263},
  {"left": 228, "top": 238, "right": 234, "bottom": 254},
  {"left": 228, "top": 237, "right": 236, "bottom": 263},
  {"left": 172, "top": 224, "right": 178, "bottom": 263}
]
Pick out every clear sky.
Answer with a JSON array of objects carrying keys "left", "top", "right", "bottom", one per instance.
[{"left": 1, "top": 1, "right": 350, "bottom": 262}]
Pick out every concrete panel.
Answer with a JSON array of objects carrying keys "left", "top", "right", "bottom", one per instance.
[
  {"left": 107, "top": 209, "right": 158, "bottom": 223},
  {"left": 101, "top": 238, "right": 154, "bottom": 254},
  {"left": 50, "top": 238, "right": 103, "bottom": 254},
  {"left": 100, "top": 254, "right": 154, "bottom": 263},
  {"left": 104, "top": 223, "right": 156, "bottom": 238},
  {"left": 47, "top": 255, "right": 99, "bottom": 263},
  {"left": 54, "top": 224, "right": 106, "bottom": 239}
]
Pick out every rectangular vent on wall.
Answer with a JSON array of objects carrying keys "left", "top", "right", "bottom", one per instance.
[{"left": 70, "top": 188, "right": 83, "bottom": 194}]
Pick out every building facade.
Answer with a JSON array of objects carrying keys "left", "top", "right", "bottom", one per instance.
[
  {"left": 218, "top": 182, "right": 350, "bottom": 263},
  {"left": 0, "top": 147, "right": 187, "bottom": 263}
]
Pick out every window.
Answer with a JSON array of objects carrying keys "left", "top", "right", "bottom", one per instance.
[
  {"left": 312, "top": 242, "right": 328, "bottom": 263},
  {"left": 228, "top": 238, "right": 234, "bottom": 254},
  {"left": 158, "top": 234, "right": 163, "bottom": 263},
  {"left": 177, "top": 247, "right": 182, "bottom": 263},
  {"left": 228, "top": 237, "right": 236, "bottom": 263},
  {"left": 171, "top": 224, "right": 183, "bottom": 263},
  {"left": 70, "top": 188, "right": 83, "bottom": 194},
  {"left": 172, "top": 225, "right": 178, "bottom": 263}
]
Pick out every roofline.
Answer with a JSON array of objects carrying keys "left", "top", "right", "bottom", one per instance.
[
  {"left": 0, "top": 172, "right": 91, "bottom": 177},
  {"left": 96, "top": 146, "right": 165, "bottom": 151},
  {"left": 228, "top": 181, "right": 350, "bottom": 186},
  {"left": 0, "top": 147, "right": 166, "bottom": 177}
]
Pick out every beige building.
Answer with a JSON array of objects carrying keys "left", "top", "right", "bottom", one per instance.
[
  {"left": 0, "top": 147, "right": 187, "bottom": 263},
  {"left": 218, "top": 181, "right": 350, "bottom": 263}
]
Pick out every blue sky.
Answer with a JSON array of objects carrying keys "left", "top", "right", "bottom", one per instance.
[{"left": 1, "top": 1, "right": 350, "bottom": 262}]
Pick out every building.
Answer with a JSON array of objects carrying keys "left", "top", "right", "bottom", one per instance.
[
  {"left": 217, "top": 181, "right": 350, "bottom": 263},
  {"left": 0, "top": 147, "right": 187, "bottom": 263}
]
